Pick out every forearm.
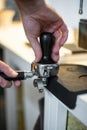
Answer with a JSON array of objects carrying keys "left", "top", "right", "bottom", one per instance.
[{"left": 15, "top": 0, "right": 46, "bottom": 15}]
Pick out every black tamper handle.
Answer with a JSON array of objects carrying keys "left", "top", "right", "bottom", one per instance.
[
  {"left": 0, "top": 72, "right": 24, "bottom": 81},
  {"left": 39, "top": 32, "right": 55, "bottom": 64}
]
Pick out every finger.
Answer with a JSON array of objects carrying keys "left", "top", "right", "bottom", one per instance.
[
  {"left": 43, "top": 18, "right": 63, "bottom": 33},
  {"left": 14, "top": 81, "right": 21, "bottom": 87},
  {"left": 0, "top": 76, "right": 12, "bottom": 88},
  {"left": 58, "top": 24, "right": 68, "bottom": 46},
  {"left": 28, "top": 36, "right": 42, "bottom": 62},
  {"left": 51, "top": 31, "right": 61, "bottom": 62},
  {"left": 51, "top": 24, "right": 68, "bottom": 62},
  {"left": 0, "top": 61, "right": 18, "bottom": 77}
]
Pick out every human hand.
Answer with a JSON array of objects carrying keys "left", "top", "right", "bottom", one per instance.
[
  {"left": 0, "top": 61, "right": 20, "bottom": 88},
  {"left": 21, "top": 5, "right": 68, "bottom": 62}
]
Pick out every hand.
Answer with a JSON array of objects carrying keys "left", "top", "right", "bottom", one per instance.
[
  {"left": 21, "top": 5, "right": 68, "bottom": 62},
  {"left": 0, "top": 61, "right": 20, "bottom": 88}
]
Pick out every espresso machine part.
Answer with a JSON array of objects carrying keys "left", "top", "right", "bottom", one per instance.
[{"left": 0, "top": 32, "right": 87, "bottom": 109}]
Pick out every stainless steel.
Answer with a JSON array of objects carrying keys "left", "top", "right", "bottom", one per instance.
[
  {"left": 31, "top": 62, "right": 59, "bottom": 92},
  {"left": 31, "top": 62, "right": 59, "bottom": 77},
  {"left": 24, "top": 71, "right": 34, "bottom": 79},
  {"left": 79, "top": 0, "right": 83, "bottom": 14},
  {"left": 34, "top": 78, "right": 44, "bottom": 92}
]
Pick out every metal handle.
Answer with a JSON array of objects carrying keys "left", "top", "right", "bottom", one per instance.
[{"left": 79, "top": 0, "right": 83, "bottom": 14}]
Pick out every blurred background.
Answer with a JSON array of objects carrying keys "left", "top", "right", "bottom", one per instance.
[{"left": 0, "top": 0, "right": 87, "bottom": 130}]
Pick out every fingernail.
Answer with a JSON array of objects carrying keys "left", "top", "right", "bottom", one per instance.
[
  {"left": 51, "top": 54, "right": 59, "bottom": 62},
  {"left": 15, "top": 81, "right": 21, "bottom": 87},
  {"left": 35, "top": 58, "right": 39, "bottom": 62},
  {"left": 11, "top": 70, "right": 18, "bottom": 76}
]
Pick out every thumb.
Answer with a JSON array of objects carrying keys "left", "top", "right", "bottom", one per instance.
[{"left": 0, "top": 61, "right": 17, "bottom": 77}]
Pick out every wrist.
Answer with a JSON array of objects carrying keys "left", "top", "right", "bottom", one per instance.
[{"left": 15, "top": 0, "right": 46, "bottom": 15}]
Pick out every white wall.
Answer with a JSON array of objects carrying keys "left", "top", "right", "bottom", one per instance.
[{"left": 46, "top": 0, "right": 87, "bottom": 29}]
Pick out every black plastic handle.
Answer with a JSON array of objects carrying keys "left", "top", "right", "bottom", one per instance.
[
  {"left": 0, "top": 72, "right": 24, "bottom": 81},
  {"left": 39, "top": 32, "right": 55, "bottom": 64}
]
